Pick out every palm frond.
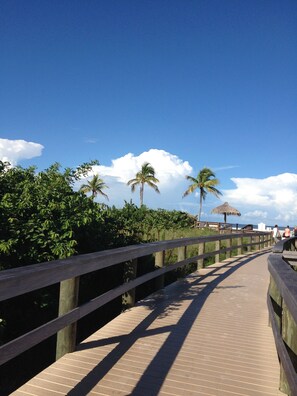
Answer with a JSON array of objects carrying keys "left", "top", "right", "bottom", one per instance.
[
  {"left": 127, "top": 162, "right": 160, "bottom": 206},
  {"left": 182, "top": 167, "right": 222, "bottom": 220}
]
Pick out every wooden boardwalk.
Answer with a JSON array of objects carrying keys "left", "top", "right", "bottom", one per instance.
[{"left": 12, "top": 250, "right": 283, "bottom": 396}]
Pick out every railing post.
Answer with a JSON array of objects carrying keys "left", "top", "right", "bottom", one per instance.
[
  {"left": 122, "top": 259, "right": 138, "bottom": 309},
  {"left": 197, "top": 242, "right": 205, "bottom": 269},
  {"left": 257, "top": 235, "right": 261, "bottom": 250},
  {"left": 56, "top": 277, "right": 79, "bottom": 360},
  {"left": 268, "top": 275, "right": 282, "bottom": 330},
  {"left": 265, "top": 234, "right": 269, "bottom": 248},
  {"left": 280, "top": 363, "right": 290, "bottom": 395},
  {"left": 226, "top": 238, "right": 231, "bottom": 259},
  {"left": 237, "top": 236, "right": 243, "bottom": 255},
  {"left": 248, "top": 235, "right": 252, "bottom": 252},
  {"left": 215, "top": 240, "right": 220, "bottom": 263},
  {"left": 178, "top": 246, "right": 186, "bottom": 262},
  {"left": 155, "top": 250, "right": 165, "bottom": 290},
  {"left": 279, "top": 301, "right": 297, "bottom": 394},
  {"left": 263, "top": 234, "right": 267, "bottom": 248}
]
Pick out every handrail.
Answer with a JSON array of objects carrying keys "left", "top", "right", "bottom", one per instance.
[
  {"left": 0, "top": 231, "right": 271, "bottom": 371},
  {"left": 268, "top": 237, "right": 297, "bottom": 395},
  {"left": 0, "top": 232, "right": 266, "bottom": 302}
]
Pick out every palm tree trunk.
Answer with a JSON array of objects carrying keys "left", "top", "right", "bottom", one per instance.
[
  {"left": 198, "top": 191, "right": 203, "bottom": 221},
  {"left": 140, "top": 183, "right": 144, "bottom": 206}
]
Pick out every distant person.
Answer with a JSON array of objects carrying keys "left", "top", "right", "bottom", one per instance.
[
  {"left": 283, "top": 225, "right": 291, "bottom": 238},
  {"left": 273, "top": 225, "right": 281, "bottom": 243},
  {"left": 294, "top": 226, "right": 297, "bottom": 237}
]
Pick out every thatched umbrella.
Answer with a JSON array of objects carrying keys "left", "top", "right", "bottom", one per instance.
[{"left": 211, "top": 202, "right": 241, "bottom": 223}]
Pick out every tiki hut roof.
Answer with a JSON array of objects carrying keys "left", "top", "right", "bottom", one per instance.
[{"left": 211, "top": 202, "right": 241, "bottom": 223}]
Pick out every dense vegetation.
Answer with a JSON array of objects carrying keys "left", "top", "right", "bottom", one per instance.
[
  {"left": 0, "top": 160, "right": 205, "bottom": 394},
  {"left": 0, "top": 160, "right": 198, "bottom": 269}
]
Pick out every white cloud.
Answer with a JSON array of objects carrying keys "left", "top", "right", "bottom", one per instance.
[
  {"left": 242, "top": 210, "right": 268, "bottom": 220},
  {"left": 94, "top": 149, "right": 192, "bottom": 185},
  {"left": 222, "top": 173, "right": 297, "bottom": 225},
  {"left": 80, "top": 149, "right": 192, "bottom": 208},
  {"left": 213, "top": 165, "right": 240, "bottom": 172},
  {"left": 0, "top": 138, "right": 44, "bottom": 166},
  {"left": 78, "top": 151, "right": 297, "bottom": 226}
]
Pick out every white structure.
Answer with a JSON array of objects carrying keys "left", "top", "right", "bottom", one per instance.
[{"left": 257, "top": 223, "right": 266, "bottom": 231}]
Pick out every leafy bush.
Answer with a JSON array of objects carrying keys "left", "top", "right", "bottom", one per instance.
[{"left": 0, "top": 160, "right": 213, "bottom": 393}]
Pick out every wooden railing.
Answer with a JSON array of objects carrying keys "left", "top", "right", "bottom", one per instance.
[
  {"left": 268, "top": 237, "right": 297, "bottom": 395},
  {"left": 0, "top": 231, "right": 271, "bottom": 372},
  {"left": 196, "top": 221, "right": 235, "bottom": 231}
]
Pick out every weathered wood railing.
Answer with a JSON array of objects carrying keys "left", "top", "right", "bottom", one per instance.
[
  {"left": 0, "top": 231, "right": 271, "bottom": 372},
  {"left": 268, "top": 237, "right": 297, "bottom": 395},
  {"left": 196, "top": 221, "right": 236, "bottom": 231}
]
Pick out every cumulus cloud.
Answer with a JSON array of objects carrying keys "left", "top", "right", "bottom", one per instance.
[
  {"left": 80, "top": 149, "right": 192, "bottom": 208},
  {"left": 223, "top": 173, "right": 297, "bottom": 224},
  {"left": 77, "top": 150, "right": 297, "bottom": 225},
  {"left": 94, "top": 149, "right": 192, "bottom": 185},
  {"left": 0, "top": 138, "right": 44, "bottom": 166}
]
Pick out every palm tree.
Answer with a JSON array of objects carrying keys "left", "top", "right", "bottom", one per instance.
[
  {"left": 182, "top": 167, "right": 222, "bottom": 221},
  {"left": 80, "top": 174, "right": 109, "bottom": 200},
  {"left": 127, "top": 162, "right": 160, "bottom": 206}
]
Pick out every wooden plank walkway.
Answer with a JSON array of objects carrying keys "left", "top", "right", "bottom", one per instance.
[{"left": 12, "top": 250, "right": 283, "bottom": 396}]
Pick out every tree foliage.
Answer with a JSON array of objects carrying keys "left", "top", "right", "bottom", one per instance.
[
  {"left": 79, "top": 174, "right": 109, "bottom": 200},
  {"left": 183, "top": 167, "right": 222, "bottom": 221},
  {"left": 0, "top": 160, "right": 195, "bottom": 269},
  {"left": 0, "top": 160, "right": 198, "bottom": 394},
  {"left": 127, "top": 162, "right": 160, "bottom": 206},
  {"left": 109, "top": 201, "right": 195, "bottom": 241},
  {"left": 0, "top": 161, "right": 121, "bottom": 270}
]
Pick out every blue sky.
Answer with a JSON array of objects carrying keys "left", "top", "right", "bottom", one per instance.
[{"left": 1, "top": 0, "right": 297, "bottom": 227}]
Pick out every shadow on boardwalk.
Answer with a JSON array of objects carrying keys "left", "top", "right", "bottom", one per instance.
[{"left": 68, "top": 251, "right": 268, "bottom": 396}]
